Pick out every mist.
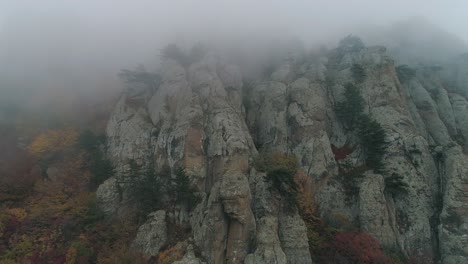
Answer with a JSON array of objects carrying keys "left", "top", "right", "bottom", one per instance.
[{"left": 1, "top": 0, "right": 468, "bottom": 108}]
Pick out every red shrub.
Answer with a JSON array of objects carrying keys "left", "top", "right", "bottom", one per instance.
[
  {"left": 331, "top": 144, "right": 354, "bottom": 161},
  {"left": 333, "top": 230, "right": 390, "bottom": 264}
]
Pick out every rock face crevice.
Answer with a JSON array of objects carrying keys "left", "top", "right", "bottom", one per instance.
[{"left": 99, "top": 41, "right": 468, "bottom": 263}]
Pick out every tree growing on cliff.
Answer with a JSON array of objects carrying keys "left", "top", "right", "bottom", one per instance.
[
  {"left": 170, "top": 168, "right": 201, "bottom": 211},
  {"left": 126, "top": 160, "right": 164, "bottom": 220},
  {"left": 161, "top": 43, "right": 208, "bottom": 67},
  {"left": 396, "top": 65, "right": 416, "bottom": 83},
  {"left": 384, "top": 173, "right": 409, "bottom": 194},
  {"left": 356, "top": 115, "right": 389, "bottom": 171},
  {"left": 254, "top": 152, "right": 299, "bottom": 211},
  {"left": 338, "top": 35, "right": 365, "bottom": 53},
  {"left": 118, "top": 65, "right": 161, "bottom": 92},
  {"left": 78, "top": 130, "right": 114, "bottom": 188},
  {"left": 335, "top": 83, "right": 365, "bottom": 129},
  {"left": 124, "top": 161, "right": 200, "bottom": 219},
  {"left": 334, "top": 83, "right": 388, "bottom": 172},
  {"left": 161, "top": 44, "right": 191, "bottom": 66},
  {"left": 351, "top": 63, "right": 366, "bottom": 83}
]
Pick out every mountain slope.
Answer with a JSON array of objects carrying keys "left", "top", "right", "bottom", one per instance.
[{"left": 98, "top": 38, "right": 468, "bottom": 264}]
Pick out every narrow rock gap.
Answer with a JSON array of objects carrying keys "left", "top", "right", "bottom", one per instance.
[{"left": 431, "top": 149, "right": 446, "bottom": 263}]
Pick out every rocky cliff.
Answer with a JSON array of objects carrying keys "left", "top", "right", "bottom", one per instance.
[{"left": 97, "top": 37, "right": 468, "bottom": 264}]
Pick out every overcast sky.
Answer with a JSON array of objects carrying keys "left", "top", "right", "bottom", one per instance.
[
  {"left": 1, "top": 0, "right": 467, "bottom": 41},
  {"left": 0, "top": 0, "right": 467, "bottom": 105}
]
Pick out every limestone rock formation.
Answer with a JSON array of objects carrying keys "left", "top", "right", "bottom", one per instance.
[
  {"left": 99, "top": 40, "right": 468, "bottom": 263},
  {"left": 132, "top": 210, "right": 168, "bottom": 257}
]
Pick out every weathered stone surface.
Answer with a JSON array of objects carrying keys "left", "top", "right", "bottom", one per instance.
[
  {"left": 326, "top": 44, "right": 440, "bottom": 258},
  {"left": 246, "top": 81, "right": 288, "bottom": 152},
  {"left": 450, "top": 94, "right": 468, "bottom": 153},
  {"left": 244, "top": 216, "right": 287, "bottom": 264},
  {"left": 278, "top": 213, "right": 313, "bottom": 264},
  {"left": 45, "top": 166, "right": 60, "bottom": 182},
  {"left": 147, "top": 59, "right": 190, "bottom": 126},
  {"left": 106, "top": 95, "right": 155, "bottom": 173},
  {"left": 96, "top": 177, "right": 120, "bottom": 215},
  {"left": 220, "top": 172, "right": 253, "bottom": 224},
  {"left": 219, "top": 172, "right": 256, "bottom": 263},
  {"left": 132, "top": 210, "right": 167, "bottom": 257},
  {"left": 408, "top": 79, "right": 451, "bottom": 145},
  {"left": 443, "top": 54, "right": 468, "bottom": 98},
  {"left": 101, "top": 42, "right": 468, "bottom": 264},
  {"left": 358, "top": 172, "right": 397, "bottom": 248},
  {"left": 431, "top": 85, "right": 457, "bottom": 137},
  {"left": 304, "top": 58, "right": 327, "bottom": 81},
  {"left": 438, "top": 146, "right": 468, "bottom": 264},
  {"left": 191, "top": 184, "right": 229, "bottom": 264},
  {"left": 271, "top": 61, "right": 295, "bottom": 83},
  {"left": 287, "top": 77, "right": 336, "bottom": 178}
]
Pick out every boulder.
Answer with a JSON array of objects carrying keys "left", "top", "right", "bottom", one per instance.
[{"left": 132, "top": 210, "right": 167, "bottom": 257}]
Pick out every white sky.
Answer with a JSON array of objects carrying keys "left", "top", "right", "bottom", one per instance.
[
  {"left": 0, "top": 0, "right": 467, "bottom": 104},
  {"left": 0, "top": 0, "right": 467, "bottom": 42}
]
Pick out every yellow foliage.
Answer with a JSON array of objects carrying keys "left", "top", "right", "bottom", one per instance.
[
  {"left": 97, "top": 243, "right": 147, "bottom": 264},
  {"left": 0, "top": 209, "right": 27, "bottom": 242},
  {"left": 304, "top": 220, "right": 329, "bottom": 255},
  {"left": 158, "top": 244, "right": 186, "bottom": 264},
  {"left": 0, "top": 211, "right": 9, "bottom": 235},
  {"left": 293, "top": 171, "right": 329, "bottom": 258},
  {"left": 28, "top": 128, "right": 78, "bottom": 157},
  {"left": 65, "top": 246, "right": 78, "bottom": 264},
  {"left": 254, "top": 151, "right": 299, "bottom": 174},
  {"left": 5, "top": 208, "right": 27, "bottom": 222},
  {"left": 78, "top": 233, "right": 87, "bottom": 240},
  {"left": 1, "top": 234, "right": 35, "bottom": 261},
  {"left": 0, "top": 259, "right": 16, "bottom": 264},
  {"left": 329, "top": 212, "right": 353, "bottom": 231},
  {"left": 27, "top": 187, "right": 94, "bottom": 221},
  {"left": 295, "top": 170, "right": 316, "bottom": 217}
]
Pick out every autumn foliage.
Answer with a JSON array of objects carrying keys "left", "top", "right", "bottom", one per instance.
[
  {"left": 28, "top": 128, "right": 79, "bottom": 158},
  {"left": 331, "top": 144, "right": 354, "bottom": 161},
  {"left": 157, "top": 244, "right": 185, "bottom": 264},
  {"left": 254, "top": 152, "right": 299, "bottom": 210},
  {"left": 333, "top": 230, "right": 391, "bottom": 264},
  {"left": 294, "top": 167, "right": 394, "bottom": 263},
  {"left": 0, "top": 124, "right": 133, "bottom": 263},
  {"left": 254, "top": 152, "right": 299, "bottom": 175},
  {"left": 295, "top": 170, "right": 316, "bottom": 217}
]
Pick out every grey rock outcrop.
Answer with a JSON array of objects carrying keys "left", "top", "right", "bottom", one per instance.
[
  {"left": 438, "top": 146, "right": 468, "bottom": 264},
  {"left": 132, "top": 210, "right": 167, "bottom": 257},
  {"left": 450, "top": 94, "right": 468, "bottom": 153},
  {"left": 278, "top": 213, "right": 313, "bottom": 264},
  {"left": 101, "top": 41, "right": 468, "bottom": 264},
  {"left": 443, "top": 54, "right": 468, "bottom": 98},
  {"left": 358, "top": 172, "right": 397, "bottom": 248},
  {"left": 246, "top": 81, "right": 289, "bottom": 152},
  {"left": 244, "top": 216, "right": 287, "bottom": 264},
  {"left": 96, "top": 177, "right": 120, "bottom": 215}
]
